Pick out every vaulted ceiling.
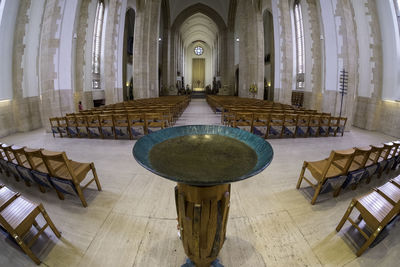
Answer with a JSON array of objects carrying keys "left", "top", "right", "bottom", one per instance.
[
  {"left": 180, "top": 13, "right": 218, "bottom": 48},
  {"left": 169, "top": 0, "right": 229, "bottom": 25}
]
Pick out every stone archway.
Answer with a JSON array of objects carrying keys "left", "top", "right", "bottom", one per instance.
[{"left": 169, "top": 3, "right": 228, "bottom": 90}]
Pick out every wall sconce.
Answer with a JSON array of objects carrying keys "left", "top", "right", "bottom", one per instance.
[
  {"left": 158, "top": 37, "right": 162, "bottom": 41},
  {"left": 126, "top": 82, "right": 130, "bottom": 87},
  {"left": 236, "top": 38, "right": 239, "bottom": 42},
  {"left": 267, "top": 82, "right": 271, "bottom": 87}
]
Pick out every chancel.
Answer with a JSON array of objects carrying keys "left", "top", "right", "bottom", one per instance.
[{"left": 0, "top": 0, "right": 400, "bottom": 266}]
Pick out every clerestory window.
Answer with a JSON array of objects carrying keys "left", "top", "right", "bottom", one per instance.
[
  {"left": 92, "top": 0, "right": 104, "bottom": 89},
  {"left": 294, "top": 0, "right": 305, "bottom": 89}
]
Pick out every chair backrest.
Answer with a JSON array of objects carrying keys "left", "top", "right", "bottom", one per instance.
[
  {"left": 367, "top": 144, "right": 384, "bottom": 166},
  {"left": 309, "top": 115, "right": 321, "bottom": 126},
  {"left": 10, "top": 145, "right": 28, "bottom": 167},
  {"left": 66, "top": 115, "right": 77, "bottom": 126},
  {"left": 57, "top": 117, "right": 67, "bottom": 127},
  {"left": 329, "top": 117, "right": 340, "bottom": 127},
  {"left": 319, "top": 115, "right": 330, "bottom": 126},
  {"left": 40, "top": 151, "right": 76, "bottom": 182},
  {"left": 113, "top": 114, "right": 129, "bottom": 127},
  {"left": 76, "top": 115, "right": 88, "bottom": 127},
  {"left": 233, "top": 112, "right": 253, "bottom": 127},
  {"left": 388, "top": 141, "right": 400, "bottom": 159},
  {"left": 350, "top": 146, "right": 372, "bottom": 171},
  {"left": 269, "top": 114, "right": 284, "bottom": 126},
  {"left": 297, "top": 115, "right": 310, "bottom": 126},
  {"left": 128, "top": 113, "right": 145, "bottom": 125},
  {"left": 99, "top": 114, "right": 114, "bottom": 127},
  {"left": 24, "top": 148, "right": 46, "bottom": 171},
  {"left": 1, "top": 144, "right": 16, "bottom": 163},
  {"left": 322, "top": 149, "right": 355, "bottom": 178},
  {"left": 87, "top": 114, "right": 100, "bottom": 127},
  {"left": 283, "top": 114, "right": 298, "bottom": 126},
  {"left": 381, "top": 142, "right": 394, "bottom": 161},
  {"left": 49, "top": 117, "right": 59, "bottom": 128}
]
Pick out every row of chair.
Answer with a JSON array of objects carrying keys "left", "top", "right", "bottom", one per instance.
[
  {"left": 228, "top": 112, "right": 347, "bottom": 138},
  {"left": 50, "top": 112, "right": 167, "bottom": 139},
  {"left": 0, "top": 143, "right": 102, "bottom": 207},
  {"left": 297, "top": 140, "right": 400, "bottom": 204},
  {"left": 206, "top": 95, "right": 296, "bottom": 112},
  {"left": 0, "top": 185, "right": 61, "bottom": 265},
  {"left": 336, "top": 175, "right": 400, "bottom": 256}
]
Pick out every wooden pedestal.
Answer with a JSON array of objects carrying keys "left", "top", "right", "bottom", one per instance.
[{"left": 175, "top": 183, "right": 231, "bottom": 267}]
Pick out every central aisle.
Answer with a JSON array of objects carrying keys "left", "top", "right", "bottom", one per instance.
[{"left": 174, "top": 98, "right": 221, "bottom": 126}]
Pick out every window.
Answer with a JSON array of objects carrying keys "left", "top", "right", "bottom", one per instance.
[
  {"left": 92, "top": 0, "right": 105, "bottom": 89},
  {"left": 194, "top": 46, "right": 203, "bottom": 56},
  {"left": 294, "top": 0, "right": 305, "bottom": 89}
]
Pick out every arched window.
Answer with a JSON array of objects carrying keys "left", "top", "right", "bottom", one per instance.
[
  {"left": 92, "top": 0, "right": 105, "bottom": 89},
  {"left": 294, "top": 0, "right": 305, "bottom": 89}
]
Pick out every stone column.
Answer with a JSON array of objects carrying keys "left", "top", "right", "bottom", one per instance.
[
  {"left": 74, "top": 0, "right": 93, "bottom": 111},
  {"left": 147, "top": 0, "right": 161, "bottom": 97},
  {"left": 12, "top": 0, "right": 42, "bottom": 132},
  {"left": 39, "top": 0, "right": 74, "bottom": 131},
  {"left": 304, "top": 0, "right": 323, "bottom": 111},
  {"left": 237, "top": 0, "right": 264, "bottom": 99},
  {"left": 275, "top": 0, "right": 293, "bottom": 104},
  {"left": 104, "top": 0, "right": 123, "bottom": 104},
  {"left": 331, "top": 0, "right": 358, "bottom": 127}
]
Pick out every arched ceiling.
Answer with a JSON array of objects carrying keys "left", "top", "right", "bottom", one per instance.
[
  {"left": 169, "top": 0, "right": 229, "bottom": 24},
  {"left": 180, "top": 13, "right": 218, "bottom": 48}
]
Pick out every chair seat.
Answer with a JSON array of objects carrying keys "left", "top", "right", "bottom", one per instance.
[
  {"left": 0, "top": 187, "right": 18, "bottom": 210},
  {"left": 377, "top": 182, "right": 400, "bottom": 203},
  {"left": 1, "top": 197, "right": 38, "bottom": 235},
  {"left": 357, "top": 191, "right": 393, "bottom": 223},
  {"left": 53, "top": 160, "right": 91, "bottom": 182},
  {"left": 307, "top": 159, "right": 342, "bottom": 180}
]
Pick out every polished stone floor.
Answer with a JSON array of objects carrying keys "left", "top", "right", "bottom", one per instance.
[{"left": 1, "top": 99, "right": 400, "bottom": 267}]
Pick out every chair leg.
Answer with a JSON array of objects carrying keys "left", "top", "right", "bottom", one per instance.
[
  {"left": 39, "top": 204, "right": 61, "bottom": 238},
  {"left": 90, "top": 163, "right": 102, "bottom": 191},
  {"left": 55, "top": 189, "right": 65, "bottom": 200},
  {"left": 333, "top": 186, "right": 342, "bottom": 197},
  {"left": 75, "top": 184, "right": 88, "bottom": 207},
  {"left": 14, "top": 235, "right": 41, "bottom": 265},
  {"left": 336, "top": 200, "right": 356, "bottom": 232},
  {"left": 296, "top": 162, "right": 307, "bottom": 189},
  {"left": 311, "top": 183, "right": 323, "bottom": 205},
  {"left": 356, "top": 227, "right": 381, "bottom": 257}
]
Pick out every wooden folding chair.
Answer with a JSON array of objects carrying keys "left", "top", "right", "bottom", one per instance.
[
  {"left": 232, "top": 112, "right": 253, "bottom": 132},
  {"left": 99, "top": 114, "right": 115, "bottom": 139},
  {"left": 41, "top": 150, "right": 102, "bottom": 207},
  {"left": 145, "top": 113, "right": 166, "bottom": 135},
  {"left": 384, "top": 141, "right": 400, "bottom": 175},
  {"left": 128, "top": 113, "right": 145, "bottom": 139},
  {"left": 57, "top": 117, "right": 68, "bottom": 138},
  {"left": 113, "top": 114, "right": 130, "bottom": 139},
  {"left": 296, "top": 149, "right": 355, "bottom": 204},
  {"left": 0, "top": 185, "right": 19, "bottom": 211},
  {"left": 336, "top": 190, "right": 400, "bottom": 256},
  {"left": 337, "top": 147, "right": 372, "bottom": 194},
  {"left": 295, "top": 114, "right": 310, "bottom": 137},
  {"left": 377, "top": 142, "right": 394, "bottom": 178},
  {"left": 251, "top": 113, "right": 270, "bottom": 138},
  {"left": 86, "top": 114, "right": 101, "bottom": 138},
  {"left": 24, "top": 148, "right": 57, "bottom": 195},
  {"left": 337, "top": 117, "right": 347, "bottom": 136},
  {"left": 282, "top": 114, "right": 298, "bottom": 138},
  {"left": 318, "top": 115, "right": 331, "bottom": 137},
  {"left": 362, "top": 144, "right": 384, "bottom": 183},
  {"left": 328, "top": 116, "right": 340, "bottom": 136},
  {"left": 0, "top": 143, "right": 8, "bottom": 175},
  {"left": 308, "top": 115, "right": 321, "bottom": 137},
  {"left": 266, "top": 113, "right": 284, "bottom": 138},
  {"left": 392, "top": 140, "right": 400, "bottom": 171},
  {"left": 49, "top": 117, "right": 60, "bottom": 138},
  {"left": 374, "top": 181, "right": 400, "bottom": 206},
  {"left": 10, "top": 145, "right": 35, "bottom": 187},
  {"left": 1, "top": 144, "right": 21, "bottom": 182},
  {"left": 0, "top": 196, "right": 61, "bottom": 264},
  {"left": 75, "top": 115, "right": 89, "bottom": 138}
]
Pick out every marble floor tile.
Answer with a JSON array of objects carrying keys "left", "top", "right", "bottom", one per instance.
[{"left": 0, "top": 99, "right": 399, "bottom": 266}]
